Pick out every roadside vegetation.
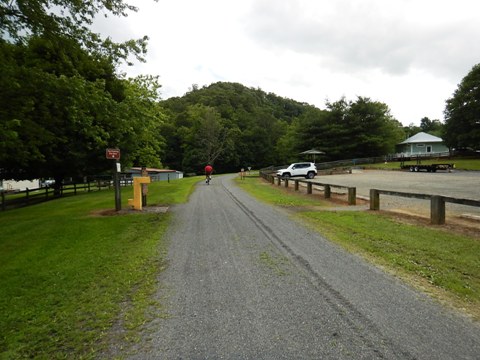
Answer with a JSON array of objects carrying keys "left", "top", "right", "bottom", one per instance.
[
  {"left": 235, "top": 175, "right": 480, "bottom": 321},
  {"left": 0, "top": 177, "right": 199, "bottom": 359}
]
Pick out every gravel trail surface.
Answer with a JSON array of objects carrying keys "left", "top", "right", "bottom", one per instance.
[{"left": 128, "top": 174, "right": 480, "bottom": 359}]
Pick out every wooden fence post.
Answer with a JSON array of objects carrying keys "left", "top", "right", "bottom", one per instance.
[
  {"left": 307, "top": 182, "right": 312, "bottom": 194},
  {"left": 294, "top": 180, "right": 299, "bottom": 191},
  {"left": 284, "top": 179, "right": 289, "bottom": 188},
  {"left": 324, "top": 185, "right": 331, "bottom": 199},
  {"left": 431, "top": 196, "right": 446, "bottom": 225},
  {"left": 370, "top": 189, "right": 379, "bottom": 210},
  {"left": 277, "top": 177, "right": 281, "bottom": 186},
  {"left": 348, "top": 187, "right": 356, "bottom": 205}
]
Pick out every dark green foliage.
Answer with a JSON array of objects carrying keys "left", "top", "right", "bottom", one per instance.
[
  {"left": 160, "top": 82, "right": 309, "bottom": 173},
  {"left": 443, "top": 63, "right": 480, "bottom": 151},
  {"left": 0, "top": 37, "right": 165, "bottom": 184},
  {"left": 160, "top": 83, "right": 406, "bottom": 173}
]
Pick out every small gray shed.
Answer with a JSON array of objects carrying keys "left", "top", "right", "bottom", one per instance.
[
  {"left": 396, "top": 132, "right": 449, "bottom": 156},
  {"left": 127, "top": 167, "right": 183, "bottom": 181}
]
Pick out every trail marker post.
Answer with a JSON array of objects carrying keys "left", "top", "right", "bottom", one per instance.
[{"left": 106, "top": 148, "right": 121, "bottom": 211}]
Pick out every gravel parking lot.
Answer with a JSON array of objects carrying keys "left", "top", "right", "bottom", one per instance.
[{"left": 307, "top": 169, "right": 480, "bottom": 220}]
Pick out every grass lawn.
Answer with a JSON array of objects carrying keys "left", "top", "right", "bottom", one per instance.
[
  {"left": 0, "top": 177, "right": 200, "bottom": 359},
  {"left": 236, "top": 175, "right": 480, "bottom": 320},
  {"left": 371, "top": 157, "right": 480, "bottom": 171}
]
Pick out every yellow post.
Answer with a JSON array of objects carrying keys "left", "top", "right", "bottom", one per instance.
[{"left": 128, "top": 177, "right": 151, "bottom": 210}]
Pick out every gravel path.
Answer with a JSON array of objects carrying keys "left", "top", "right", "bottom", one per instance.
[{"left": 127, "top": 174, "right": 480, "bottom": 359}]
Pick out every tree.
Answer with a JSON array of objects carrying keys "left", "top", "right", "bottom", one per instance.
[
  {"left": 0, "top": 36, "right": 165, "bottom": 186},
  {"left": 420, "top": 117, "right": 443, "bottom": 137},
  {"left": 181, "top": 105, "right": 233, "bottom": 173},
  {"left": 0, "top": 1, "right": 161, "bottom": 186},
  {"left": 0, "top": 0, "right": 149, "bottom": 64},
  {"left": 443, "top": 63, "right": 480, "bottom": 151},
  {"left": 293, "top": 97, "right": 404, "bottom": 160},
  {"left": 118, "top": 75, "right": 166, "bottom": 169}
]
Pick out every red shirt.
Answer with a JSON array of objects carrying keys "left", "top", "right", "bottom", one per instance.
[{"left": 205, "top": 165, "right": 213, "bottom": 174}]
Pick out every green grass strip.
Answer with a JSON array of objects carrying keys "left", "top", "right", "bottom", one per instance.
[
  {"left": 297, "top": 211, "right": 479, "bottom": 303},
  {"left": 0, "top": 177, "right": 200, "bottom": 359}
]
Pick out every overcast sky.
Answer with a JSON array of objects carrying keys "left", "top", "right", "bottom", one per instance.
[{"left": 96, "top": 0, "right": 480, "bottom": 126}]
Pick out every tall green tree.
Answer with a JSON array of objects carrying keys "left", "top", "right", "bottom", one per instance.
[
  {"left": 443, "top": 63, "right": 480, "bottom": 151},
  {"left": 293, "top": 97, "right": 404, "bottom": 160},
  {"left": 118, "top": 75, "right": 166, "bottom": 169},
  {"left": 0, "top": 1, "right": 161, "bottom": 185},
  {"left": 181, "top": 105, "right": 234, "bottom": 173},
  {"left": 0, "top": 0, "right": 149, "bottom": 64},
  {"left": 420, "top": 117, "right": 443, "bottom": 137}
]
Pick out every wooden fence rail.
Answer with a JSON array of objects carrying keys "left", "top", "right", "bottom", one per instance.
[
  {"left": 369, "top": 189, "right": 480, "bottom": 225},
  {"left": 260, "top": 170, "right": 480, "bottom": 225},
  {"left": 1, "top": 179, "right": 134, "bottom": 212},
  {"left": 260, "top": 172, "right": 357, "bottom": 205}
]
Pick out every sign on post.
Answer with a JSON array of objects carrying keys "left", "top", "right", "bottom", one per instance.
[
  {"left": 106, "top": 148, "right": 121, "bottom": 160},
  {"left": 106, "top": 148, "right": 121, "bottom": 211}
]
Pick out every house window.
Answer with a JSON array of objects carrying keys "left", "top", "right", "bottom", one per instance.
[
  {"left": 416, "top": 144, "right": 425, "bottom": 147},
  {"left": 426, "top": 145, "right": 432, "bottom": 153}
]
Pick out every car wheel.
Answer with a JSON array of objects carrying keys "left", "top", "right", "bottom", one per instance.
[
  {"left": 306, "top": 172, "right": 315, "bottom": 179},
  {"left": 409, "top": 166, "right": 414, "bottom": 172},
  {"left": 283, "top": 173, "right": 291, "bottom": 180}
]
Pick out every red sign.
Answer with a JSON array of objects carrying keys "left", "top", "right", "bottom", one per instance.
[{"left": 106, "top": 148, "right": 121, "bottom": 160}]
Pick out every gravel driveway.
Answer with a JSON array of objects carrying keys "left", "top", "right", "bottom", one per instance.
[{"left": 126, "top": 174, "right": 480, "bottom": 359}]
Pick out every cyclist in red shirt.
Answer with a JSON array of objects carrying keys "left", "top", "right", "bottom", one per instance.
[{"left": 204, "top": 164, "right": 213, "bottom": 184}]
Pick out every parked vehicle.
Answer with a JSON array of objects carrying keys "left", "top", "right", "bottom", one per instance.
[
  {"left": 41, "top": 179, "right": 55, "bottom": 187},
  {"left": 276, "top": 162, "right": 317, "bottom": 179},
  {"left": 401, "top": 163, "right": 455, "bottom": 172}
]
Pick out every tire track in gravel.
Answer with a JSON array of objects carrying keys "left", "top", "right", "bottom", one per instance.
[{"left": 220, "top": 180, "right": 415, "bottom": 360}]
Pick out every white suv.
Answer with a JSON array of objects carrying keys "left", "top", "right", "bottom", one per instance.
[{"left": 276, "top": 162, "right": 317, "bottom": 179}]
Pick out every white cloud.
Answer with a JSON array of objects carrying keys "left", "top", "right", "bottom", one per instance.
[{"left": 94, "top": 0, "right": 480, "bottom": 125}]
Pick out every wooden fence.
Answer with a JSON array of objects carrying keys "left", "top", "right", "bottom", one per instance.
[
  {"left": 260, "top": 170, "right": 480, "bottom": 225},
  {"left": 370, "top": 189, "right": 480, "bottom": 225},
  {"left": 0, "top": 179, "right": 134, "bottom": 211},
  {"left": 261, "top": 172, "right": 357, "bottom": 205}
]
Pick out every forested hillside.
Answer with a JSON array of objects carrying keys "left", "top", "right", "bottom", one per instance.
[{"left": 159, "top": 82, "right": 406, "bottom": 174}]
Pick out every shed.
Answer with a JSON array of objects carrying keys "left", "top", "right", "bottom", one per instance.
[
  {"left": 126, "top": 167, "right": 183, "bottom": 181},
  {"left": 396, "top": 132, "right": 449, "bottom": 156}
]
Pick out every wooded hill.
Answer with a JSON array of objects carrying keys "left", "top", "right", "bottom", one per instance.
[{"left": 159, "top": 82, "right": 406, "bottom": 174}]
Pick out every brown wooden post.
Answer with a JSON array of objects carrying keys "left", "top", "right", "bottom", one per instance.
[
  {"left": 307, "top": 182, "right": 312, "bottom": 194},
  {"left": 294, "top": 180, "right": 299, "bottom": 191},
  {"left": 370, "top": 189, "right": 379, "bottom": 210},
  {"left": 348, "top": 187, "right": 356, "bottom": 205},
  {"left": 284, "top": 179, "right": 289, "bottom": 188},
  {"left": 324, "top": 185, "right": 331, "bottom": 199},
  {"left": 271, "top": 176, "right": 274, "bottom": 184},
  {"left": 431, "top": 195, "right": 445, "bottom": 225},
  {"left": 277, "top": 177, "right": 281, "bottom": 186}
]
